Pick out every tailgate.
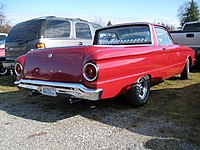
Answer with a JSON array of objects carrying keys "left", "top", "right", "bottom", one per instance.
[
  {"left": 172, "top": 32, "right": 200, "bottom": 46},
  {"left": 24, "top": 46, "right": 87, "bottom": 83}
]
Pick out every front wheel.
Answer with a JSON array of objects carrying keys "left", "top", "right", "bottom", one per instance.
[
  {"left": 181, "top": 58, "right": 190, "bottom": 80},
  {"left": 125, "top": 75, "right": 150, "bottom": 107}
]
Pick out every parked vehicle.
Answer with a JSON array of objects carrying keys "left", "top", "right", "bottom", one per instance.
[
  {"left": 14, "top": 22, "right": 195, "bottom": 107},
  {"left": 171, "top": 21, "right": 200, "bottom": 63},
  {"left": 2, "top": 16, "right": 102, "bottom": 70},
  {"left": 0, "top": 33, "right": 8, "bottom": 76}
]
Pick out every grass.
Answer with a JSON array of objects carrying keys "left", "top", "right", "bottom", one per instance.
[{"left": 139, "top": 71, "right": 200, "bottom": 147}]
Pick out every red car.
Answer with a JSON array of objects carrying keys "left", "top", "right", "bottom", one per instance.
[{"left": 14, "top": 23, "right": 195, "bottom": 107}]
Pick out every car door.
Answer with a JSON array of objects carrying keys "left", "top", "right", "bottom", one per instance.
[
  {"left": 155, "top": 26, "right": 181, "bottom": 79},
  {"left": 74, "top": 22, "right": 93, "bottom": 46}
]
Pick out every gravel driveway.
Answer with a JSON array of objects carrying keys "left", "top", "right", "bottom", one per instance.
[{"left": 0, "top": 75, "right": 199, "bottom": 150}]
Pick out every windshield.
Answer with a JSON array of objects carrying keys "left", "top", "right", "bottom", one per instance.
[
  {"left": 97, "top": 25, "right": 151, "bottom": 45},
  {"left": 6, "top": 19, "right": 43, "bottom": 42}
]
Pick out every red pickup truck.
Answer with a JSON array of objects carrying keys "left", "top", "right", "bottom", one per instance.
[{"left": 14, "top": 22, "right": 195, "bottom": 107}]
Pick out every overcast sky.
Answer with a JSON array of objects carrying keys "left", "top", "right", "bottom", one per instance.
[{"left": 1, "top": 0, "right": 200, "bottom": 27}]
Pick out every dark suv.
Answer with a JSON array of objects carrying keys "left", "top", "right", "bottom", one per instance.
[{"left": 3, "top": 16, "right": 102, "bottom": 70}]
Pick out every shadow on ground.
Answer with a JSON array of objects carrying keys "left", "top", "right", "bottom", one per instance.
[{"left": 0, "top": 75, "right": 200, "bottom": 149}]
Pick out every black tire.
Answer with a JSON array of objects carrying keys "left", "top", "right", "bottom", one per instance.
[
  {"left": 125, "top": 76, "right": 150, "bottom": 107},
  {"left": 0, "top": 64, "right": 9, "bottom": 76},
  {"left": 181, "top": 58, "right": 190, "bottom": 80}
]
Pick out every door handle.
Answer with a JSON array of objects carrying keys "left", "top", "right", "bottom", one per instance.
[
  {"left": 78, "top": 42, "right": 83, "bottom": 45},
  {"left": 186, "top": 34, "right": 194, "bottom": 38},
  {"left": 162, "top": 48, "right": 167, "bottom": 50}
]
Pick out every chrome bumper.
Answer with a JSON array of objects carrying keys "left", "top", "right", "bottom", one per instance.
[
  {"left": 14, "top": 79, "right": 103, "bottom": 101},
  {"left": 2, "top": 61, "right": 15, "bottom": 69}
]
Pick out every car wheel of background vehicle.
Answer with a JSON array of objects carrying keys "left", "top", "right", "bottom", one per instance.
[
  {"left": 125, "top": 75, "right": 150, "bottom": 107},
  {"left": 181, "top": 58, "right": 190, "bottom": 80},
  {"left": 0, "top": 65, "right": 9, "bottom": 76}
]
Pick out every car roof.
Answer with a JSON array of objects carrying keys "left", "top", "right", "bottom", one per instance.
[
  {"left": 184, "top": 21, "right": 200, "bottom": 24},
  {"left": 16, "top": 16, "right": 102, "bottom": 27}
]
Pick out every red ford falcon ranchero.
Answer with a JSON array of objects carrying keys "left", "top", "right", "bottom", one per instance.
[{"left": 14, "top": 22, "right": 195, "bottom": 107}]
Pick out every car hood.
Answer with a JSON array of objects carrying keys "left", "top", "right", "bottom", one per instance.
[{"left": 24, "top": 46, "right": 88, "bottom": 82}]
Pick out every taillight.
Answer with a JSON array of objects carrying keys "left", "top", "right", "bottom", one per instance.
[
  {"left": 15, "top": 63, "right": 23, "bottom": 77},
  {"left": 36, "top": 43, "right": 45, "bottom": 49},
  {"left": 83, "top": 63, "right": 98, "bottom": 82}
]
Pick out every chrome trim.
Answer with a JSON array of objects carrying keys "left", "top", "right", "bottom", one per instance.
[
  {"left": 2, "top": 61, "right": 15, "bottom": 69},
  {"left": 83, "top": 63, "right": 98, "bottom": 82},
  {"left": 14, "top": 63, "right": 23, "bottom": 77},
  {"left": 48, "top": 53, "right": 53, "bottom": 58},
  {"left": 148, "top": 24, "right": 154, "bottom": 46},
  {"left": 14, "top": 79, "right": 103, "bottom": 101}
]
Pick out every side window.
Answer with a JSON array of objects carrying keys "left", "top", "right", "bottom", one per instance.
[
  {"left": 75, "top": 23, "right": 92, "bottom": 39},
  {"left": 92, "top": 24, "right": 102, "bottom": 31},
  {"left": 155, "top": 27, "right": 174, "bottom": 45},
  {"left": 44, "top": 20, "right": 70, "bottom": 38}
]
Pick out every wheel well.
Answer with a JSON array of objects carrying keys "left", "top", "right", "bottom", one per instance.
[
  {"left": 188, "top": 56, "right": 192, "bottom": 67},
  {"left": 147, "top": 74, "right": 151, "bottom": 81},
  {"left": 0, "top": 57, "right": 6, "bottom": 61}
]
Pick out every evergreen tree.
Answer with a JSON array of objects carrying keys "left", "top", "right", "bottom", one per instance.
[
  {"left": 178, "top": 0, "right": 200, "bottom": 26},
  {"left": 107, "top": 20, "right": 112, "bottom": 26}
]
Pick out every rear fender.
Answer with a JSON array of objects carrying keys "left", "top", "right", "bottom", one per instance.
[
  {"left": 15, "top": 55, "right": 26, "bottom": 80},
  {"left": 15, "top": 55, "right": 26, "bottom": 66}
]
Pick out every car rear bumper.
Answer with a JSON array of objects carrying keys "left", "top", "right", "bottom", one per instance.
[
  {"left": 14, "top": 79, "right": 103, "bottom": 101},
  {"left": 2, "top": 61, "right": 15, "bottom": 69}
]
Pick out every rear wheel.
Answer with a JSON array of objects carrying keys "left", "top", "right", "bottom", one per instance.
[
  {"left": 181, "top": 58, "right": 190, "bottom": 80},
  {"left": 125, "top": 75, "right": 150, "bottom": 107}
]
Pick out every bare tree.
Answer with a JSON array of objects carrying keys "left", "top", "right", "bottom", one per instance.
[
  {"left": 0, "top": 3, "right": 12, "bottom": 33},
  {"left": 0, "top": 3, "right": 5, "bottom": 25},
  {"left": 90, "top": 17, "right": 106, "bottom": 26}
]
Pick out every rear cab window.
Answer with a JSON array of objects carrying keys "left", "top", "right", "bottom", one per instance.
[
  {"left": 96, "top": 25, "right": 152, "bottom": 45},
  {"left": 183, "top": 23, "right": 200, "bottom": 32},
  {"left": 6, "top": 19, "right": 43, "bottom": 42},
  {"left": 44, "top": 20, "right": 71, "bottom": 38}
]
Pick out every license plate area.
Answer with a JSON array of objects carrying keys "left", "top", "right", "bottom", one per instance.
[{"left": 41, "top": 86, "right": 57, "bottom": 96}]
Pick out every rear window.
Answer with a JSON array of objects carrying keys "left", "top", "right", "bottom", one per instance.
[
  {"left": 44, "top": 20, "right": 71, "bottom": 38},
  {"left": 6, "top": 19, "right": 43, "bottom": 42},
  {"left": 183, "top": 23, "right": 200, "bottom": 32},
  {"left": 97, "top": 25, "right": 151, "bottom": 45}
]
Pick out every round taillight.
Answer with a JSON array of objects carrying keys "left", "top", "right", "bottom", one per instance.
[
  {"left": 83, "top": 63, "right": 98, "bottom": 82},
  {"left": 15, "top": 63, "right": 23, "bottom": 77}
]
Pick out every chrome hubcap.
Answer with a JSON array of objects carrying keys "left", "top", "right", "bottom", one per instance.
[{"left": 136, "top": 77, "right": 148, "bottom": 100}]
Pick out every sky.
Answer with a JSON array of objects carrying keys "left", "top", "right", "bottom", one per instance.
[{"left": 1, "top": 0, "right": 200, "bottom": 27}]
